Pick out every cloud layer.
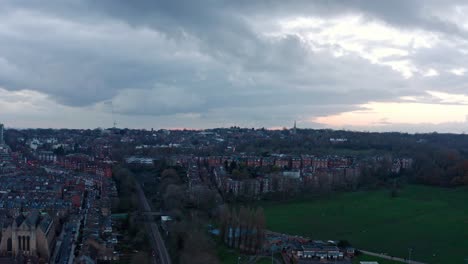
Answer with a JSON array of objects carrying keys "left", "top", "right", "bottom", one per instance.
[{"left": 1, "top": 1, "right": 468, "bottom": 132}]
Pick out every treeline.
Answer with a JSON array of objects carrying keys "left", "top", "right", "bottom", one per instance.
[
  {"left": 113, "top": 165, "right": 138, "bottom": 212},
  {"left": 233, "top": 130, "right": 468, "bottom": 188},
  {"left": 219, "top": 206, "right": 266, "bottom": 254},
  {"left": 220, "top": 160, "right": 281, "bottom": 181},
  {"left": 112, "top": 166, "right": 150, "bottom": 263},
  {"left": 139, "top": 166, "right": 221, "bottom": 264},
  {"left": 411, "top": 147, "right": 468, "bottom": 186},
  {"left": 156, "top": 167, "right": 218, "bottom": 215},
  {"left": 236, "top": 129, "right": 468, "bottom": 156}
]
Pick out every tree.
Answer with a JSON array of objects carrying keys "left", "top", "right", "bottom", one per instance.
[
  {"left": 190, "top": 185, "right": 217, "bottom": 213},
  {"left": 229, "top": 161, "right": 237, "bottom": 173},
  {"left": 162, "top": 168, "right": 180, "bottom": 179},
  {"left": 338, "top": 240, "right": 351, "bottom": 248},
  {"left": 179, "top": 229, "right": 220, "bottom": 264},
  {"left": 219, "top": 206, "right": 231, "bottom": 243},
  {"left": 53, "top": 146, "right": 65, "bottom": 156},
  {"left": 159, "top": 168, "right": 182, "bottom": 195},
  {"left": 254, "top": 207, "right": 266, "bottom": 253},
  {"left": 220, "top": 206, "right": 265, "bottom": 253},
  {"left": 238, "top": 206, "right": 248, "bottom": 252},
  {"left": 163, "top": 184, "right": 186, "bottom": 210},
  {"left": 130, "top": 252, "right": 149, "bottom": 264}
]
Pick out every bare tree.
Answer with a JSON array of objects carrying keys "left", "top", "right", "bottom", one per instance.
[
  {"left": 220, "top": 206, "right": 266, "bottom": 253},
  {"left": 179, "top": 229, "right": 220, "bottom": 264},
  {"left": 163, "top": 184, "right": 185, "bottom": 210}
]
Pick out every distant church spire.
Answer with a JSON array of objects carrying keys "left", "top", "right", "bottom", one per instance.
[{"left": 291, "top": 120, "right": 297, "bottom": 135}]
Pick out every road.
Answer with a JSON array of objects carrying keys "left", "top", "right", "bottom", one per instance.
[
  {"left": 68, "top": 211, "right": 85, "bottom": 264},
  {"left": 51, "top": 222, "right": 66, "bottom": 263},
  {"left": 135, "top": 182, "right": 171, "bottom": 264},
  {"left": 55, "top": 223, "right": 73, "bottom": 264},
  {"left": 360, "top": 250, "right": 427, "bottom": 264},
  {"left": 60, "top": 232, "right": 72, "bottom": 264}
]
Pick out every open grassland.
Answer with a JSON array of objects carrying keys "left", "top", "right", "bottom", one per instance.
[
  {"left": 352, "top": 254, "right": 401, "bottom": 264},
  {"left": 218, "top": 245, "right": 282, "bottom": 264},
  {"left": 263, "top": 185, "right": 468, "bottom": 264}
]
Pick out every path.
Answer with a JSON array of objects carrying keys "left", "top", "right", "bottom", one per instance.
[{"left": 360, "top": 250, "right": 427, "bottom": 264}]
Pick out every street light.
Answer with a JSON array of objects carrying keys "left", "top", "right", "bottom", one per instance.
[
  {"left": 408, "top": 248, "right": 413, "bottom": 264},
  {"left": 271, "top": 249, "right": 274, "bottom": 264},
  {"left": 270, "top": 245, "right": 276, "bottom": 264}
]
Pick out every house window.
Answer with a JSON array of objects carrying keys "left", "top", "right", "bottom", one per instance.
[
  {"left": 17, "top": 236, "right": 21, "bottom": 250},
  {"left": 27, "top": 236, "right": 30, "bottom": 251}
]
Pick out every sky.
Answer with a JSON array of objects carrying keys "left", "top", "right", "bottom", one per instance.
[{"left": 1, "top": 1, "right": 468, "bottom": 132}]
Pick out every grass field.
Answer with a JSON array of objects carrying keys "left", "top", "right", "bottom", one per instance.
[
  {"left": 217, "top": 245, "right": 281, "bottom": 264},
  {"left": 217, "top": 245, "right": 242, "bottom": 264},
  {"left": 262, "top": 185, "right": 468, "bottom": 264},
  {"left": 352, "top": 254, "right": 401, "bottom": 264}
]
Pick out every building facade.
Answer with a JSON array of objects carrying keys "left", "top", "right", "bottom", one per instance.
[{"left": 0, "top": 211, "right": 56, "bottom": 261}]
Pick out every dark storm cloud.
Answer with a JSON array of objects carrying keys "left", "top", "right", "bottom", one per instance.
[{"left": 0, "top": 0, "right": 467, "bottom": 128}]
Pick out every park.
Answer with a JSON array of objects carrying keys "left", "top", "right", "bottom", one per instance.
[{"left": 262, "top": 185, "right": 468, "bottom": 264}]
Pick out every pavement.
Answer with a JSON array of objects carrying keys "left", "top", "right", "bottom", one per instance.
[{"left": 359, "top": 250, "right": 427, "bottom": 264}]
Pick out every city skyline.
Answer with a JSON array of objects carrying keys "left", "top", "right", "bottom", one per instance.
[{"left": 1, "top": 1, "right": 468, "bottom": 132}]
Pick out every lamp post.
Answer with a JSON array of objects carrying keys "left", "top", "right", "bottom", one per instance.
[
  {"left": 271, "top": 245, "right": 276, "bottom": 264},
  {"left": 271, "top": 248, "right": 274, "bottom": 264},
  {"left": 408, "top": 248, "right": 413, "bottom": 264}
]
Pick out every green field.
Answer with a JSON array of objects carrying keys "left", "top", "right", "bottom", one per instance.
[
  {"left": 217, "top": 245, "right": 242, "bottom": 264},
  {"left": 217, "top": 245, "right": 280, "bottom": 264},
  {"left": 262, "top": 185, "right": 468, "bottom": 264},
  {"left": 352, "top": 254, "right": 401, "bottom": 264}
]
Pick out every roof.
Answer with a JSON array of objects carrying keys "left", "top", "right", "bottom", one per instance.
[
  {"left": 13, "top": 210, "right": 52, "bottom": 231},
  {"left": 39, "top": 214, "right": 52, "bottom": 234},
  {"left": 25, "top": 210, "right": 40, "bottom": 227},
  {"left": 15, "top": 214, "right": 25, "bottom": 226},
  {"left": 111, "top": 213, "right": 128, "bottom": 219}
]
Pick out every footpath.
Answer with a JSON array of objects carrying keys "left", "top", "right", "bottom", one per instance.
[{"left": 359, "top": 250, "right": 427, "bottom": 264}]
